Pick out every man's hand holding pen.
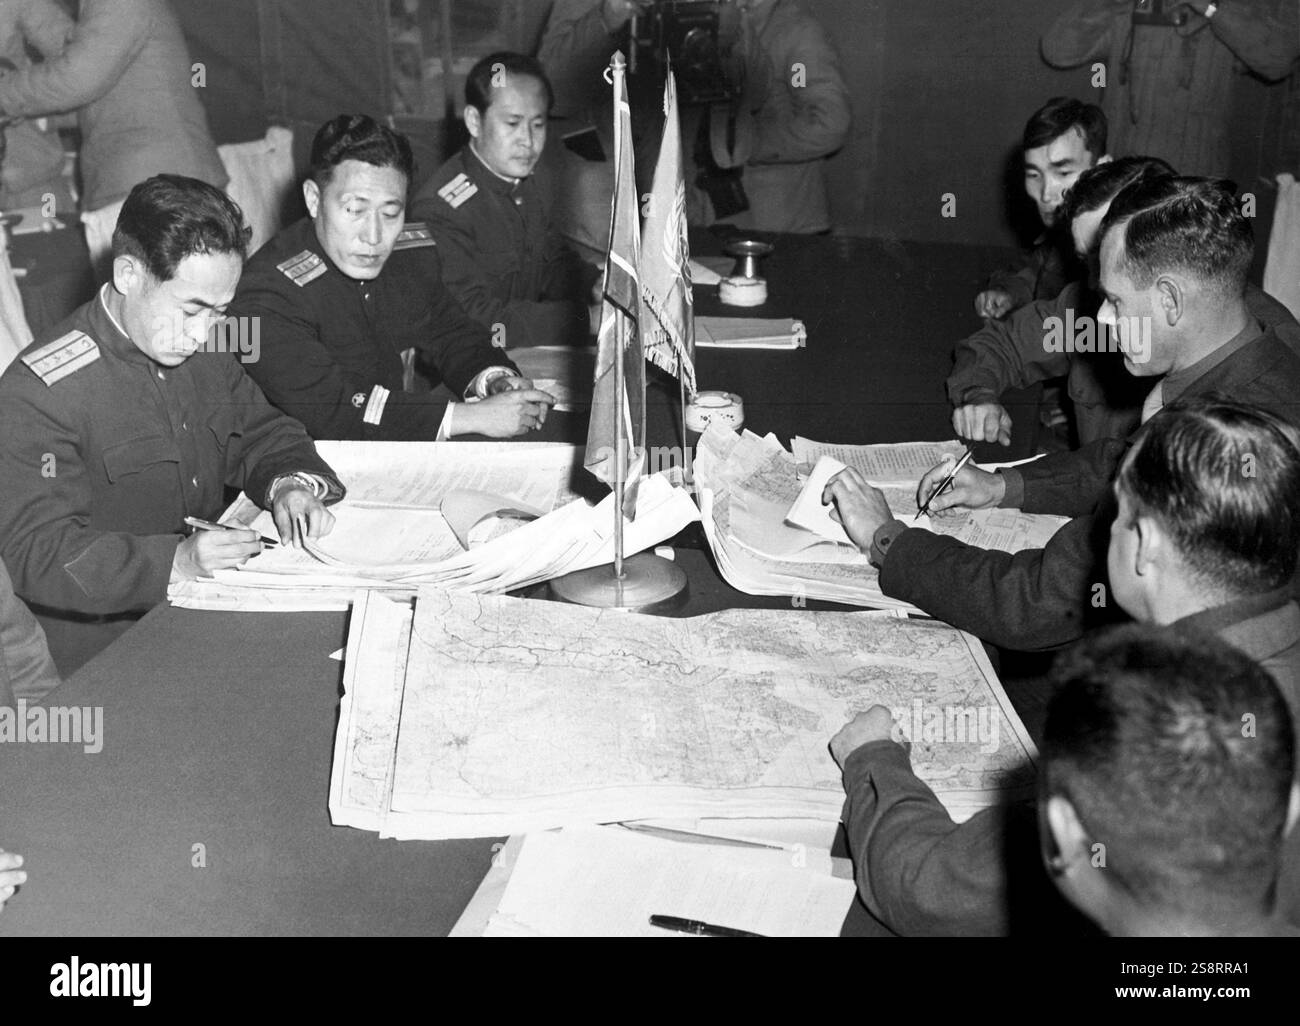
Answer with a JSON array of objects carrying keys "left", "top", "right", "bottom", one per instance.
[{"left": 915, "top": 453, "right": 1004, "bottom": 514}]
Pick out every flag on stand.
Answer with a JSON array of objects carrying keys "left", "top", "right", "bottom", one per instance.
[
  {"left": 639, "top": 69, "right": 696, "bottom": 395},
  {"left": 585, "top": 52, "right": 646, "bottom": 496}
]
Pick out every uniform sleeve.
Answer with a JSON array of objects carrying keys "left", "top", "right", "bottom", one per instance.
[
  {"left": 877, "top": 513, "right": 1106, "bottom": 651},
  {"left": 413, "top": 255, "right": 524, "bottom": 394},
  {"left": 537, "top": 0, "right": 622, "bottom": 120},
  {"left": 0, "top": 557, "right": 60, "bottom": 705},
  {"left": 1209, "top": 0, "right": 1300, "bottom": 81},
  {"left": 231, "top": 272, "right": 452, "bottom": 442},
  {"left": 984, "top": 258, "right": 1037, "bottom": 311},
  {"left": 841, "top": 740, "right": 1037, "bottom": 936},
  {"left": 0, "top": 378, "right": 179, "bottom": 616},
  {"left": 19, "top": 0, "right": 76, "bottom": 60},
  {"left": 412, "top": 200, "right": 590, "bottom": 349},
  {"left": 1011, "top": 437, "right": 1129, "bottom": 516},
  {"left": 220, "top": 358, "right": 344, "bottom": 507},
  {"left": 0, "top": 0, "right": 152, "bottom": 117},
  {"left": 946, "top": 290, "right": 1078, "bottom": 407},
  {"left": 749, "top": 18, "right": 851, "bottom": 165},
  {"left": 1040, "top": 0, "right": 1117, "bottom": 68}
]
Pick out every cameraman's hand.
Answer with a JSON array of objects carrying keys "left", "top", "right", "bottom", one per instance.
[
  {"left": 173, "top": 527, "right": 262, "bottom": 580},
  {"left": 602, "top": 0, "right": 652, "bottom": 32},
  {"left": 452, "top": 389, "right": 556, "bottom": 439},
  {"left": 916, "top": 456, "right": 1005, "bottom": 513},
  {"left": 952, "top": 402, "right": 1013, "bottom": 446}
]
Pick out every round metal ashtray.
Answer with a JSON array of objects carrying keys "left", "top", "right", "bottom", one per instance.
[{"left": 723, "top": 238, "right": 774, "bottom": 280}]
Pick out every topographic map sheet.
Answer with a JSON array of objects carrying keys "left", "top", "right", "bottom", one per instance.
[{"left": 329, "top": 589, "right": 1038, "bottom": 839}]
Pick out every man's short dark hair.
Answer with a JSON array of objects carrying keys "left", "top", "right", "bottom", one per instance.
[
  {"left": 309, "top": 114, "right": 415, "bottom": 187},
  {"left": 1023, "top": 97, "right": 1107, "bottom": 160},
  {"left": 1100, "top": 176, "right": 1253, "bottom": 297},
  {"left": 1116, "top": 397, "right": 1300, "bottom": 595},
  {"left": 464, "top": 51, "right": 553, "bottom": 115},
  {"left": 1043, "top": 625, "right": 1295, "bottom": 917},
  {"left": 1060, "top": 155, "right": 1176, "bottom": 225},
  {"left": 111, "top": 174, "right": 251, "bottom": 282}
]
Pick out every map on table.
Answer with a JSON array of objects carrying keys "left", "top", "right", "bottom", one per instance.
[{"left": 329, "top": 588, "right": 1038, "bottom": 839}]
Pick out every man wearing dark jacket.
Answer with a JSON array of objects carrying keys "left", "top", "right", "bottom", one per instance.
[
  {"left": 827, "top": 176, "right": 1300, "bottom": 653},
  {"left": 831, "top": 398, "right": 1300, "bottom": 936},
  {"left": 231, "top": 115, "right": 554, "bottom": 442}
]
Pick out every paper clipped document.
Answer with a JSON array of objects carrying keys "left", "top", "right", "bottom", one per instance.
[
  {"left": 327, "top": 589, "right": 1038, "bottom": 840},
  {"left": 168, "top": 441, "right": 699, "bottom": 611},
  {"left": 479, "top": 826, "right": 856, "bottom": 937},
  {"left": 695, "top": 315, "right": 805, "bottom": 350}
]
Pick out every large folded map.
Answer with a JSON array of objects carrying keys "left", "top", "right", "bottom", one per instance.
[{"left": 329, "top": 588, "right": 1038, "bottom": 839}]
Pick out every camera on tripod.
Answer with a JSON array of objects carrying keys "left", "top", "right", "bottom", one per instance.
[
  {"left": 1132, "top": 0, "right": 1191, "bottom": 27},
  {"left": 630, "top": 0, "right": 743, "bottom": 107}
]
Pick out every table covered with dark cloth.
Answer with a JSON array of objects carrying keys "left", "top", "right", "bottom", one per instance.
[{"left": 0, "top": 235, "right": 1048, "bottom": 935}]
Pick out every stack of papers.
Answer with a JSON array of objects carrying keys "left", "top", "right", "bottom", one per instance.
[
  {"left": 328, "top": 588, "right": 1038, "bottom": 839},
  {"left": 168, "top": 441, "right": 699, "bottom": 611},
  {"left": 695, "top": 316, "right": 805, "bottom": 349},
  {"left": 693, "top": 425, "right": 1068, "bottom": 612},
  {"left": 475, "top": 826, "right": 856, "bottom": 938}
]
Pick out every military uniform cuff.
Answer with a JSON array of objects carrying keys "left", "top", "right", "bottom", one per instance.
[
  {"left": 997, "top": 469, "right": 1024, "bottom": 509},
  {"left": 869, "top": 518, "right": 909, "bottom": 568}
]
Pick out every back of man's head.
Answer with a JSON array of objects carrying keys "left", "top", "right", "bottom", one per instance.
[
  {"left": 1117, "top": 397, "right": 1300, "bottom": 597},
  {"left": 464, "top": 51, "right": 553, "bottom": 114},
  {"left": 1100, "top": 176, "right": 1253, "bottom": 302},
  {"left": 111, "top": 175, "right": 250, "bottom": 283},
  {"left": 1043, "top": 625, "right": 1296, "bottom": 927},
  {"left": 1023, "top": 97, "right": 1107, "bottom": 160},
  {"left": 1061, "top": 155, "right": 1176, "bottom": 225},
  {"left": 309, "top": 114, "right": 415, "bottom": 188}
]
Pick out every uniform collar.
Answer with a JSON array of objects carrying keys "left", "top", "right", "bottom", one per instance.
[
  {"left": 92, "top": 284, "right": 153, "bottom": 366},
  {"left": 1161, "top": 318, "right": 1264, "bottom": 407},
  {"left": 1171, "top": 589, "right": 1299, "bottom": 662},
  {"left": 465, "top": 144, "right": 526, "bottom": 198}
]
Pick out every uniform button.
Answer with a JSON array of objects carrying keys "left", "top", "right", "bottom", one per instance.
[
  {"left": 191, "top": 476, "right": 199, "bottom": 488},
  {"left": 157, "top": 369, "right": 166, "bottom": 380},
  {"left": 181, "top": 420, "right": 189, "bottom": 431},
  {"left": 513, "top": 197, "right": 523, "bottom": 207}
]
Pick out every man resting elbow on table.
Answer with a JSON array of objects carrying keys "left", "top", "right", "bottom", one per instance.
[
  {"left": 826, "top": 176, "right": 1300, "bottom": 653},
  {"left": 230, "top": 115, "right": 555, "bottom": 441},
  {"left": 0, "top": 176, "right": 342, "bottom": 677},
  {"left": 830, "top": 399, "right": 1300, "bottom": 934}
]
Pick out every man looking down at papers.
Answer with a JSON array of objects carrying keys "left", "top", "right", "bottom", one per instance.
[
  {"left": 825, "top": 176, "right": 1300, "bottom": 652},
  {"left": 830, "top": 398, "right": 1300, "bottom": 935},
  {"left": 948, "top": 157, "right": 1300, "bottom": 449},
  {"left": 0, "top": 176, "right": 343, "bottom": 674},
  {"left": 232, "top": 115, "right": 554, "bottom": 441}
]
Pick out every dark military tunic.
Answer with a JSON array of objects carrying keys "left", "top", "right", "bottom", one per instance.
[
  {"left": 230, "top": 216, "right": 517, "bottom": 441},
  {"left": 0, "top": 286, "right": 341, "bottom": 670},
  {"left": 410, "top": 146, "right": 596, "bottom": 349}
]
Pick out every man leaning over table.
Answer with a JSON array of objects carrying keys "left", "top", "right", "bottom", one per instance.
[
  {"left": 230, "top": 114, "right": 554, "bottom": 442},
  {"left": 829, "top": 399, "right": 1300, "bottom": 935},
  {"left": 824, "top": 175, "right": 1300, "bottom": 652},
  {"left": 0, "top": 175, "right": 342, "bottom": 676}
]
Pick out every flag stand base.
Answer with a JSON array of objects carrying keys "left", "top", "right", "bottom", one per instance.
[{"left": 549, "top": 553, "right": 688, "bottom": 613}]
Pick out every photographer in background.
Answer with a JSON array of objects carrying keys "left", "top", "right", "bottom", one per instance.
[
  {"left": 539, "top": 0, "right": 851, "bottom": 234},
  {"left": 1042, "top": 0, "right": 1298, "bottom": 176}
]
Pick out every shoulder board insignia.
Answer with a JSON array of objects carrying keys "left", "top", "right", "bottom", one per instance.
[
  {"left": 276, "top": 249, "right": 327, "bottom": 288},
  {"left": 21, "top": 330, "right": 100, "bottom": 387},
  {"left": 393, "top": 221, "right": 437, "bottom": 251},
  {"left": 437, "top": 172, "right": 478, "bottom": 210}
]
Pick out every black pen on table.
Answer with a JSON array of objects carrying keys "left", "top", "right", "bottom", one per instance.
[
  {"left": 915, "top": 448, "right": 974, "bottom": 521},
  {"left": 183, "top": 515, "right": 278, "bottom": 548},
  {"left": 649, "top": 914, "right": 766, "bottom": 938}
]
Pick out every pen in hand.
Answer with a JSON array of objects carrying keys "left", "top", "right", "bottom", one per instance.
[
  {"left": 184, "top": 515, "right": 277, "bottom": 548},
  {"left": 915, "top": 448, "right": 974, "bottom": 521}
]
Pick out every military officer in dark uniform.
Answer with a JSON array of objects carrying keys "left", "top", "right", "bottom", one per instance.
[
  {"left": 231, "top": 114, "right": 554, "bottom": 441},
  {"left": 0, "top": 175, "right": 343, "bottom": 674},
  {"left": 409, "top": 53, "right": 598, "bottom": 350}
]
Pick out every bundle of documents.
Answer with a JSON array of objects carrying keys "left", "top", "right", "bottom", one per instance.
[
  {"left": 693, "top": 424, "right": 1069, "bottom": 613},
  {"left": 168, "top": 441, "right": 699, "bottom": 611},
  {"left": 695, "top": 315, "right": 805, "bottom": 350},
  {"left": 328, "top": 588, "right": 1038, "bottom": 840},
  {"left": 462, "top": 826, "right": 857, "bottom": 938}
]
